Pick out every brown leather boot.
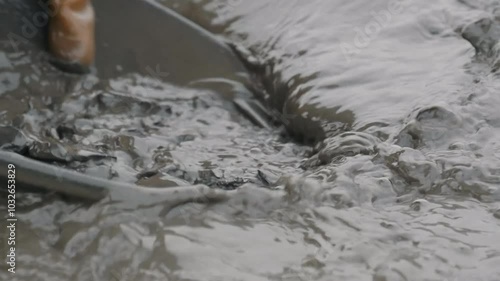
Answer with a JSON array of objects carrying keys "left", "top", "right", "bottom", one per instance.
[{"left": 48, "top": 0, "right": 95, "bottom": 68}]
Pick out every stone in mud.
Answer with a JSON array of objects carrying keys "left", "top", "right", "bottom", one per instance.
[
  {"left": 409, "top": 198, "right": 431, "bottom": 212},
  {"left": 395, "top": 105, "right": 462, "bottom": 149},
  {"left": 462, "top": 18, "right": 498, "bottom": 55},
  {"left": 303, "top": 131, "right": 379, "bottom": 167},
  {"left": 461, "top": 17, "right": 500, "bottom": 61},
  {"left": 386, "top": 148, "right": 440, "bottom": 193}
]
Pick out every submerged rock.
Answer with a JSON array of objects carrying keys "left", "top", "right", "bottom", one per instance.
[
  {"left": 462, "top": 17, "right": 500, "bottom": 56},
  {"left": 461, "top": 17, "right": 500, "bottom": 70}
]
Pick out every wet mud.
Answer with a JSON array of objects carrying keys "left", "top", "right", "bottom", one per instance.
[
  {"left": 1, "top": 0, "right": 500, "bottom": 280},
  {"left": 0, "top": 0, "right": 282, "bottom": 191}
]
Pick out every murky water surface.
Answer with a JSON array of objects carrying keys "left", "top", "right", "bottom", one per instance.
[{"left": 2, "top": 0, "right": 500, "bottom": 280}]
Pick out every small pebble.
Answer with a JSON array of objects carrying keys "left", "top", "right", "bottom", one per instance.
[
  {"left": 250, "top": 147, "right": 261, "bottom": 154},
  {"left": 410, "top": 199, "right": 429, "bottom": 211}
]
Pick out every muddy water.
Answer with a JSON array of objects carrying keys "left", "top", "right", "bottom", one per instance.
[{"left": 2, "top": 0, "right": 500, "bottom": 280}]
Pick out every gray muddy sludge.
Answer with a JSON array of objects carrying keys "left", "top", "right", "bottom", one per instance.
[{"left": 2, "top": 0, "right": 500, "bottom": 280}]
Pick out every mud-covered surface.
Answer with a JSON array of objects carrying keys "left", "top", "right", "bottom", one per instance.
[
  {"left": 2, "top": 0, "right": 500, "bottom": 280},
  {"left": 0, "top": 72, "right": 307, "bottom": 188}
]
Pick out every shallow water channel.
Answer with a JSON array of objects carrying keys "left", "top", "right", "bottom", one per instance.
[{"left": 1, "top": 0, "right": 500, "bottom": 280}]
